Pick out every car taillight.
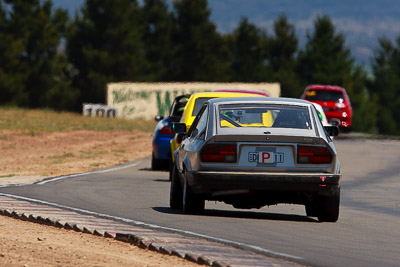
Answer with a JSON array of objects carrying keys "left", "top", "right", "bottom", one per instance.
[
  {"left": 297, "top": 145, "right": 332, "bottom": 164},
  {"left": 201, "top": 144, "right": 236, "bottom": 163},
  {"left": 160, "top": 125, "right": 173, "bottom": 135}
]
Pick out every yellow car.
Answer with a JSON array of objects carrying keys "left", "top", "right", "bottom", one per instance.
[
  {"left": 169, "top": 91, "right": 268, "bottom": 177},
  {"left": 220, "top": 109, "right": 274, "bottom": 127}
]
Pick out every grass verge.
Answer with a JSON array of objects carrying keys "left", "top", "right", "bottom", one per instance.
[{"left": 0, "top": 107, "right": 156, "bottom": 132}]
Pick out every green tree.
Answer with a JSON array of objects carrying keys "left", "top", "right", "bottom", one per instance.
[
  {"left": 226, "top": 17, "right": 270, "bottom": 82},
  {"left": 346, "top": 65, "right": 377, "bottom": 133},
  {"left": 268, "top": 14, "right": 300, "bottom": 97},
  {"left": 67, "top": 0, "right": 149, "bottom": 104},
  {"left": 169, "top": 0, "right": 229, "bottom": 81},
  {"left": 297, "top": 15, "right": 353, "bottom": 86},
  {"left": 368, "top": 37, "right": 400, "bottom": 134},
  {"left": 297, "top": 15, "right": 375, "bottom": 132},
  {"left": 0, "top": 0, "right": 27, "bottom": 105},
  {"left": 142, "top": 0, "right": 173, "bottom": 81},
  {"left": 0, "top": 0, "right": 77, "bottom": 109}
]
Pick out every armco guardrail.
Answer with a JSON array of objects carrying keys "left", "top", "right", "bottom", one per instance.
[
  {"left": 107, "top": 82, "right": 280, "bottom": 120},
  {"left": 82, "top": 104, "right": 118, "bottom": 118}
]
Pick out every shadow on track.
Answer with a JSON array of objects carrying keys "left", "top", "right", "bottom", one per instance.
[
  {"left": 138, "top": 167, "right": 170, "bottom": 182},
  {"left": 139, "top": 167, "right": 168, "bottom": 172},
  {"left": 152, "top": 206, "right": 317, "bottom": 223},
  {"left": 152, "top": 179, "right": 169, "bottom": 182}
]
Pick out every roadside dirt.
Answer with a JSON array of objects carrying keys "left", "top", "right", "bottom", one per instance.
[
  {"left": 0, "top": 130, "right": 152, "bottom": 184},
  {"left": 0, "top": 130, "right": 199, "bottom": 266}
]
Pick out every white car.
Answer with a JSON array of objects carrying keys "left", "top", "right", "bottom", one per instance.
[
  {"left": 312, "top": 102, "right": 330, "bottom": 126},
  {"left": 170, "top": 97, "right": 341, "bottom": 222}
]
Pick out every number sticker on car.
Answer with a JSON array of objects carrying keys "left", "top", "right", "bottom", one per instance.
[{"left": 248, "top": 152, "right": 284, "bottom": 164}]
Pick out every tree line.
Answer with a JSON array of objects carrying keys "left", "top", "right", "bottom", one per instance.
[{"left": 0, "top": 0, "right": 399, "bottom": 135}]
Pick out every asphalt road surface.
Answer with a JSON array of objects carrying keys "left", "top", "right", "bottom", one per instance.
[{"left": 1, "top": 138, "right": 399, "bottom": 267}]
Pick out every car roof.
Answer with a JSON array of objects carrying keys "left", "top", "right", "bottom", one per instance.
[
  {"left": 213, "top": 89, "right": 270, "bottom": 97},
  {"left": 188, "top": 91, "right": 265, "bottom": 98},
  {"left": 207, "top": 97, "right": 312, "bottom": 106}
]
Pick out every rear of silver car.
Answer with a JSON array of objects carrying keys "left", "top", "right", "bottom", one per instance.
[{"left": 172, "top": 98, "right": 341, "bottom": 222}]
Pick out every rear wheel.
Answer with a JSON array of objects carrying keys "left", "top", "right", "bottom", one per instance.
[
  {"left": 151, "top": 153, "right": 164, "bottom": 170},
  {"left": 183, "top": 171, "right": 205, "bottom": 214},
  {"left": 318, "top": 188, "right": 340, "bottom": 222},
  {"left": 168, "top": 159, "right": 173, "bottom": 181},
  {"left": 305, "top": 201, "right": 319, "bottom": 217},
  {"left": 169, "top": 165, "right": 183, "bottom": 210}
]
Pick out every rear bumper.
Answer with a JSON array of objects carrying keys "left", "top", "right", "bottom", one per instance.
[
  {"left": 186, "top": 170, "right": 341, "bottom": 195},
  {"left": 325, "top": 112, "right": 352, "bottom": 128}
]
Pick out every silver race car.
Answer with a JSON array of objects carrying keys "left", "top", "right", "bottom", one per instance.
[{"left": 170, "top": 97, "right": 341, "bottom": 222}]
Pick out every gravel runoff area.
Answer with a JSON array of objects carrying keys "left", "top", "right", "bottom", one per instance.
[
  {"left": 0, "top": 128, "right": 308, "bottom": 267},
  {"left": 0, "top": 129, "right": 202, "bottom": 266}
]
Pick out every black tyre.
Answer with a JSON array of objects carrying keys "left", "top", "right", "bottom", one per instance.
[
  {"left": 305, "top": 201, "right": 319, "bottom": 217},
  {"left": 168, "top": 159, "right": 173, "bottom": 181},
  {"left": 170, "top": 165, "right": 183, "bottom": 210},
  {"left": 318, "top": 188, "right": 340, "bottom": 222},
  {"left": 182, "top": 171, "right": 205, "bottom": 214},
  {"left": 151, "top": 153, "right": 164, "bottom": 170}
]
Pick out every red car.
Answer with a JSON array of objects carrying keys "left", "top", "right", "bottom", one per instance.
[{"left": 301, "top": 85, "right": 352, "bottom": 129}]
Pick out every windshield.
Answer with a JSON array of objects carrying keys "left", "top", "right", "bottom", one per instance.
[
  {"left": 218, "top": 104, "right": 312, "bottom": 129},
  {"left": 192, "top": 97, "right": 213, "bottom": 116},
  {"left": 304, "top": 90, "right": 344, "bottom": 101}
]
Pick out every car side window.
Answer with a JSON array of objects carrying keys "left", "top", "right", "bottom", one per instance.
[{"left": 188, "top": 105, "right": 209, "bottom": 140}]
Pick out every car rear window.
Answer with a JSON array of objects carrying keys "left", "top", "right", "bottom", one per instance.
[
  {"left": 192, "top": 97, "right": 213, "bottom": 116},
  {"left": 305, "top": 90, "right": 344, "bottom": 101},
  {"left": 218, "top": 104, "right": 312, "bottom": 129}
]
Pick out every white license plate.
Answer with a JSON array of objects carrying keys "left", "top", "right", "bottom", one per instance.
[{"left": 248, "top": 152, "right": 284, "bottom": 164}]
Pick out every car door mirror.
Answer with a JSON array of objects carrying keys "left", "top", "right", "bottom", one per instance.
[
  {"left": 172, "top": 123, "right": 187, "bottom": 134},
  {"left": 154, "top": 115, "right": 163, "bottom": 122},
  {"left": 324, "top": 126, "right": 339, "bottom": 136}
]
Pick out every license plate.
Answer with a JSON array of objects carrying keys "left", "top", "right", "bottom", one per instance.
[{"left": 248, "top": 152, "right": 284, "bottom": 164}]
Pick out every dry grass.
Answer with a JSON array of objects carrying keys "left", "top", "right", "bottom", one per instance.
[
  {"left": 0, "top": 107, "right": 156, "bottom": 132},
  {"left": 0, "top": 107, "right": 154, "bottom": 179}
]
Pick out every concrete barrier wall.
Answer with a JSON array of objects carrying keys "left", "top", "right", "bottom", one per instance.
[{"left": 107, "top": 82, "right": 280, "bottom": 120}]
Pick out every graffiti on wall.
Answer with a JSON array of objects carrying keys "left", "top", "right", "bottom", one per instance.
[
  {"left": 112, "top": 90, "right": 152, "bottom": 104},
  {"left": 155, "top": 89, "right": 208, "bottom": 116},
  {"left": 111, "top": 88, "right": 206, "bottom": 117},
  {"left": 107, "top": 82, "right": 280, "bottom": 120}
]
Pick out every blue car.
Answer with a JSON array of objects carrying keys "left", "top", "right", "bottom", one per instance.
[{"left": 152, "top": 94, "right": 190, "bottom": 170}]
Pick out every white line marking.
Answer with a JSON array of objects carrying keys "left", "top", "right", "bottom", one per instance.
[
  {"left": 37, "top": 161, "right": 141, "bottom": 185},
  {"left": 0, "top": 184, "right": 24, "bottom": 188},
  {"left": 0, "top": 192, "right": 303, "bottom": 261}
]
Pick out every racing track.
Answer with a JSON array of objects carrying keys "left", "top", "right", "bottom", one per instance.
[{"left": 1, "top": 137, "right": 399, "bottom": 267}]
